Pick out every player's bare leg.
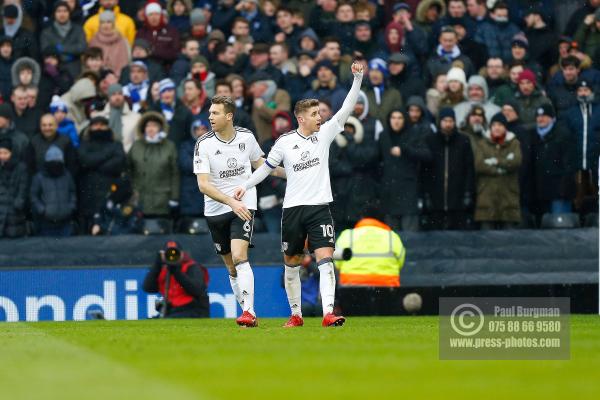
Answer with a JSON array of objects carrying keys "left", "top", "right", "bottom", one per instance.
[
  {"left": 231, "top": 239, "right": 257, "bottom": 327},
  {"left": 282, "top": 254, "right": 304, "bottom": 327},
  {"left": 314, "top": 247, "right": 345, "bottom": 327}
]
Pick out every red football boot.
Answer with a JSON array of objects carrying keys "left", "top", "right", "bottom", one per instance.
[
  {"left": 283, "top": 315, "right": 304, "bottom": 328},
  {"left": 322, "top": 313, "right": 345, "bottom": 327},
  {"left": 236, "top": 311, "right": 258, "bottom": 327}
]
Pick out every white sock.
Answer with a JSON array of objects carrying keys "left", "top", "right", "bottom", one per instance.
[
  {"left": 284, "top": 265, "right": 302, "bottom": 316},
  {"left": 318, "top": 260, "right": 336, "bottom": 315},
  {"left": 228, "top": 275, "right": 244, "bottom": 309},
  {"left": 235, "top": 261, "right": 255, "bottom": 316}
]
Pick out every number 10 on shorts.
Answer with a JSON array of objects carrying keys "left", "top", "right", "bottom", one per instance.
[{"left": 320, "top": 224, "right": 334, "bottom": 237}]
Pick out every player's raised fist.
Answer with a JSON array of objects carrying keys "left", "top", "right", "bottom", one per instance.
[{"left": 351, "top": 62, "right": 364, "bottom": 75}]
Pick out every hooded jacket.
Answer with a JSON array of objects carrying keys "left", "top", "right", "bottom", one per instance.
[
  {"left": 40, "top": 17, "right": 87, "bottom": 79},
  {"left": 83, "top": 5, "right": 136, "bottom": 45},
  {"left": 473, "top": 129, "right": 522, "bottom": 222},
  {"left": 61, "top": 78, "right": 97, "bottom": 133},
  {"left": 127, "top": 112, "right": 180, "bottom": 216},
  {"left": 11, "top": 57, "right": 41, "bottom": 87},
  {"left": 474, "top": 18, "right": 522, "bottom": 63},
  {"left": 454, "top": 75, "right": 501, "bottom": 127},
  {"left": 0, "top": 4, "right": 39, "bottom": 60},
  {"left": 0, "top": 122, "right": 28, "bottom": 163}
]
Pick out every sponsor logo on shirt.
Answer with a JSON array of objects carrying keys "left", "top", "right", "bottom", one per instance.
[{"left": 292, "top": 157, "right": 320, "bottom": 172}]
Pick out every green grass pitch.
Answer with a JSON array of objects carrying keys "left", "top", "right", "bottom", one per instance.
[{"left": 1, "top": 316, "right": 599, "bottom": 400}]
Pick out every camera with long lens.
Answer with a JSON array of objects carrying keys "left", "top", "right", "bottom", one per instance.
[{"left": 164, "top": 245, "right": 182, "bottom": 265}]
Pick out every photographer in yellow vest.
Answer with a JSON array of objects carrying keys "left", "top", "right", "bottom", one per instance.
[{"left": 335, "top": 207, "right": 406, "bottom": 287}]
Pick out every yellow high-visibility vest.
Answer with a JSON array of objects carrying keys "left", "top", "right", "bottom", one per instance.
[{"left": 335, "top": 222, "right": 405, "bottom": 287}]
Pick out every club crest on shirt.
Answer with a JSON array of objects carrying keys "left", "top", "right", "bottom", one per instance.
[
  {"left": 227, "top": 158, "right": 238, "bottom": 168},
  {"left": 310, "top": 136, "right": 318, "bottom": 144},
  {"left": 239, "top": 143, "right": 245, "bottom": 152}
]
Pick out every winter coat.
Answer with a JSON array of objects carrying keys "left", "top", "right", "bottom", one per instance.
[
  {"left": 40, "top": 22, "right": 87, "bottom": 79},
  {"left": 56, "top": 118, "right": 79, "bottom": 149},
  {"left": 575, "top": 23, "right": 600, "bottom": 60},
  {"left": 77, "top": 136, "right": 126, "bottom": 218},
  {"left": 509, "top": 121, "right": 536, "bottom": 210},
  {"left": 380, "top": 121, "right": 432, "bottom": 217},
  {"left": 0, "top": 27, "right": 39, "bottom": 61},
  {"left": 178, "top": 137, "right": 204, "bottom": 216},
  {"left": 525, "top": 26, "right": 559, "bottom": 72},
  {"left": 30, "top": 169, "right": 77, "bottom": 223},
  {"left": 531, "top": 122, "right": 577, "bottom": 202},
  {"left": 565, "top": 100, "right": 600, "bottom": 172},
  {"left": 0, "top": 55, "right": 13, "bottom": 101},
  {"left": 302, "top": 80, "right": 346, "bottom": 113},
  {"left": 329, "top": 128, "right": 355, "bottom": 231},
  {"left": 389, "top": 66, "right": 426, "bottom": 100},
  {"left": 251, "top": 88, "right": 291, "bottom": 143},
  {"left": 343, "top": 116, "right": 381, "bottom": 225},
  {"left": 0, "top": 124, "right": 28, "bottom": 163},
  {"left": 513, "top": 89, "right": 552, "bottom": 131},
  {"left": 365, "top": 85, "right": 403, "bottom": 123},
  {"left": 61, "top": 78, "right": 97, "bottom": 133},
  {"left": 425, "top": 50, "right": 475, "bottom": 87},
  {"left": 37, "top": 65, "right": 73, "bottom": 112},
  {"left": 474, "top": 20, "right": 522, "bottom": 63},
  {"left": 0, "top": 159, "right": 28, "bottom": 238},
  {"left": 421, "top": 130, "right": 475, "bottom": 212},
  {"left": 83, "top": 6, "right": 136, "bottom": 45},
  {"left": 149, "top": 101, "right": 193, "bottom": 148},
  {"left": 96, "top": 102, "right": 141, "bottom": 153},
  {"left": 93, "top": 199, "right": 143, "bottom": 235},
  {"left": 89, "top": 30, "right": 131, "bottom": 78},
  {"left": 170, "top": 54, "right": 192, "bottom": 85},
  {"left": 473, "top": 130, "right": 522, "bottom": 222},
  {"left": 26, "top": 133, "right": 77, "bottom": 177},
  {"left": 127, "top": 112, "right": 180, "bottom": 216},
  {"left": 119, "top": 57, "right": 164, "bottom": 85},
  {"left": 13, "top": 105, "right": 42, "bottom": 139},
  {"left": 135, "top": 24, "right": 180, "bottom": 66}
]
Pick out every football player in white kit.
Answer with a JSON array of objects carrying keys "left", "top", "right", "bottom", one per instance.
[
  {"left": 234, "top": 63, "right": 364, "bottom": 327},
  {"left": 194, "top": 96, "right": 285, "bottom": 327}
]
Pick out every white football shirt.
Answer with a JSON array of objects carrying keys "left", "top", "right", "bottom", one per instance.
[
  {"left": 265, "top": 117, "right": 344, "bottom": 208},
  {"left": 193, "top": 127, "right": 263, "bottom": 216}
]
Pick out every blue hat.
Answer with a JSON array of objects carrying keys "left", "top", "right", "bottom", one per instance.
[
  {"left": 45, "top": 145, "right": 64, "bottom": 163},
  {"left": 49, "top": 95, "right": 68, "bottom": 114},
  {"left": 393, "top": 2, "right": 410, "bottom": 13},
  {"left": 158, "top": 78, "right": 176, "bottom": 94},
  {"left": 368, "top": 58, "right": 388, "bottom": 76},
  {"left": 439, "top": 107, "right": 455, "bottom": 121}
]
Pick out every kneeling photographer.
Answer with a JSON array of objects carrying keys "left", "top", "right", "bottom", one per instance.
[{"left": 143, "top": 241, "right": 210, "bottom": 318}]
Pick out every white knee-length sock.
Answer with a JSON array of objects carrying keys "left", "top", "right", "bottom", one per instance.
[
  {"left": 228, "top": 275, "right": 244, "bottom": 309},
  {"left": 284, "top": 264, "right": 302, "bottom": 316},
  {"left": 235, "top": 261, "right": 255, "bottom": 316},
  {"left": 318, "top": 259, "right": 336, "bottom": 315}
]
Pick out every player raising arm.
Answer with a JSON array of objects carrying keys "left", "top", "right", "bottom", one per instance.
[
  {"left": 234, "top": 62, "right": 364, "bottom": 327},
  {"left": 194, "top": 96, "right": 285, "bottom": 327}
]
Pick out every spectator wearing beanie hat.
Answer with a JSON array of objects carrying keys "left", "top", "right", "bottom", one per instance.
[
  {"left": 83, "top": 0, "right": 136, "bottom": 45},
  {"left": 88, "top": 10, "right": 131, "bottom": 79},
  {"left": 0, "top": 136, "right": 28, "bottom": 238},
  {"left": 94, "top": 83, "right": 141, "bottom": 153},
  {"left": 40, "top": 1, "right": 87, "bottom": 81},
  {"left": 514, "top": 68, "right": 551, "bottom": 130},
  {"left": 531, "top": 103, "right": 577, "bottom": 221},
  {"left": 510, "top": 32, "right": 543, "bottom": 81},
  {"left": 0, "top": 103, "right": 28, "bottom": 163},
  {"left": 150, "top": 78, "right": 193, "bottom": 147},
  {"left": 459, "top": 104, "right": 487, "bottom": 144},
  {"left": 136, "top": 2, "right": 180, "bottom": 66},
  {"left": 50, "top": 96, "right": 79, "bottom": 149},
  {"left": 365, "top": 58, "right": 403, "bottom": 122},
  {"left": 421, "top": 106, "right": 476, "bottom": 230},
  {"left": 473, "top": 111, "right": 522, "bottom": 229},
  {"left": 119, "top": 39, "right": 165, "bottom": 85},
  {"left": 438, "top": 67, "right": 467, "bottom": 111}
]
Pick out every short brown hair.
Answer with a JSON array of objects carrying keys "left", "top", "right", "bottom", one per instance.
[
  {"left": 211, "top": 95, "right": 236, "bottom": 115},
  {"left": 294, "top": 99, "right": 319, "bottom": 116}
]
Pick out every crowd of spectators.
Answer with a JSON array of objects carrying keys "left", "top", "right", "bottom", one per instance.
[{"left": 0, "top": 0, "right": 599, "bottom": 238}]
